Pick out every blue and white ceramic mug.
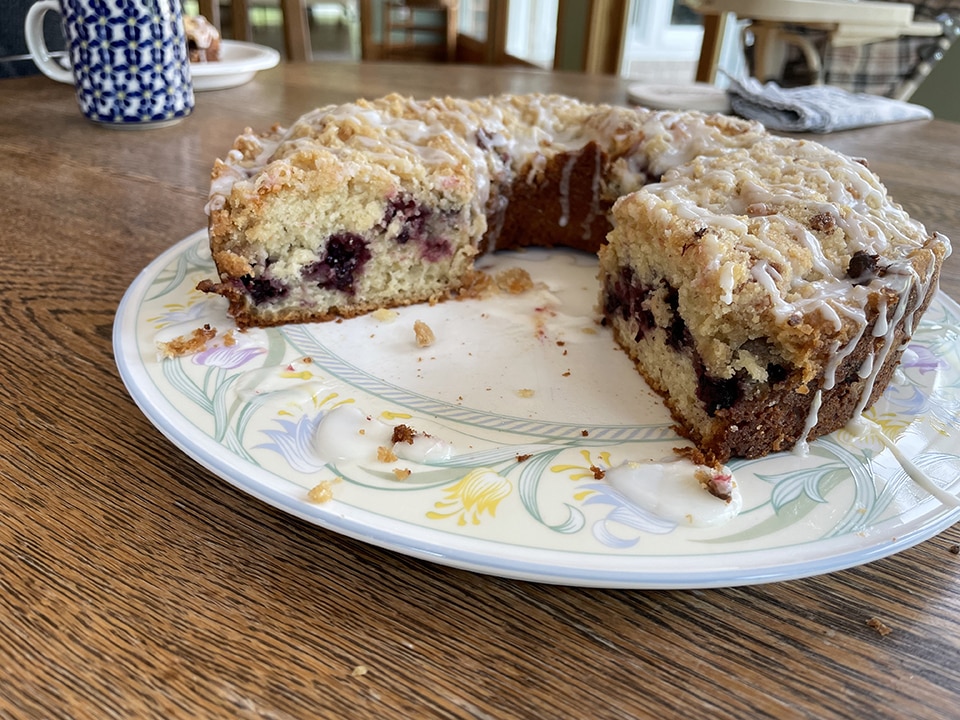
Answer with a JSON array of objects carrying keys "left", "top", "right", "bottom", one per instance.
[{"left": 24, "top": 0, "right": 194, "bottom": 128}]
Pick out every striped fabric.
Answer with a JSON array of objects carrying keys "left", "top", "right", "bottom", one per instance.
[{"left": 779, "top": 1, "right": 960, "bottom": 99}]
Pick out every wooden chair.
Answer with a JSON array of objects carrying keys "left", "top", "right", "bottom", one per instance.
[
  {"left": 197, "top": 0, "right": 312, "bottom": 61},
  {"left": 690, "top": 0, "right": 943, "bottom": 97},
  {"left": 360, "top": 0, "right": 457, "bottom": 62}
]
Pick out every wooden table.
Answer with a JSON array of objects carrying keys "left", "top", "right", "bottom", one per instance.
[{"left": 2, "top": 62, "right": 958, "bottom": 718}]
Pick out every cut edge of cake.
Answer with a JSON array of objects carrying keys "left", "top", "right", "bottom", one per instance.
[{"left": 195, "top": 93, "right": 951, "bottom": 461}]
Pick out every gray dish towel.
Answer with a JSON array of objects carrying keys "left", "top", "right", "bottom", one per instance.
[{"left": 726, "top": 76, "right": 933, "bottom": 133}]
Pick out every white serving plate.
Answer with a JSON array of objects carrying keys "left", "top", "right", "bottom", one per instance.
[
  {"left": 114, "top": 231, "right": 960, "bottom": 588},
  {"left": 190, "top": 40, "right": 280, "bottom": 91}
]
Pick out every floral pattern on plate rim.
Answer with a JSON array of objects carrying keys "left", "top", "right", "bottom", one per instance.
[{"left": 116, "top": 231, "right": 960, "bottom": 585}]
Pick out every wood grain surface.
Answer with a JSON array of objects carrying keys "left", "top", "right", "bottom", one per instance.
[{"left": 1, "top": 62, "right": 958, "bottom": 719}]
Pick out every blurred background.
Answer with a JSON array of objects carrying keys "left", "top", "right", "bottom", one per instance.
[{"left": 3, "top": 0, "right": 958, "bottom": 121}]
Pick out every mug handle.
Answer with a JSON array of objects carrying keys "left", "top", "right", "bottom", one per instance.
[{"left": 24, "top": 0, "right": 74, "bottom": 84}]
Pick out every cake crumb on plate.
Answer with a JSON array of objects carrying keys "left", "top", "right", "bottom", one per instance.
[
  {"left": 307, "top": 479, "right": 337, "bottom": 504},
  {"left": 414, "top": 319, "right": 435, "bottom": 347},
  {"left": 373, "top": 308, "right": 399, "bottom": 322},
  {"left": 378, "top": 446, "right": 398, "bottom": 463},
  {"left": 495, "top": 267, "right": 534, "bottom": 294},
  {"left": 157, "top": 325, "right": 217, "bottom": 358}
]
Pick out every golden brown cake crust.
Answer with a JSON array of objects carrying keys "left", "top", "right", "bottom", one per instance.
[{"left": 198, "top": 93, "right": 949, "bottom": 460}]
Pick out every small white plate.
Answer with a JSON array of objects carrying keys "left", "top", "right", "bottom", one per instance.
[
  {"left": 114, "top": 231, "right": 960, "bottom": 588},
  {"left": 190, "top": 40, "right": 280, "bottom": 92}
]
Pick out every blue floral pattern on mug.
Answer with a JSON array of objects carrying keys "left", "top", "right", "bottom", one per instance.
[{"left": 63, "top": 0, "right": 194, "bottom": 125}]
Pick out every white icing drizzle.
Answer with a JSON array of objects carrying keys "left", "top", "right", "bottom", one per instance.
[
  {"left": 794, "top": 260, "right": 930, "bottom": 459},
  {"left": 313, "top": 405, "right": 455, "bottom": 466},
  {"left": 557, "top": 153, "right": 577, "bottom": 228},
  {"left": 606, "top": 459, "right": 742, "bottom": 527},
  {"left": 637, "top": 135, "right": 951, "bottom": 469},
  {"left": 581, "top": 147, "right": 604, "bottom": 241},
  {"left": 853, "top": 266, "right": 927, "bottom": 422},
  {"left": 852, "top": 418, "right": 960, "bottom": 509},
  {"left": 800, "top": 299, "right": 871, "bottom": 438},
  {"left": 794, "top": 389, "right": 822, "bottom": 457},
  {"left": 314, "top": 405, "right": 393, "bottom": 462},
  {"left": 233, "top": 357, "right": 329, "bottom": 403},
  {"left": 873, "top": 292, "right": 889, "bottom": 337},
  {"left": 718, "top": 261, "right": 736, "bottom": 305},
  {"left": 205, "top": 94, "right": 773, "bottom": 264}
]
